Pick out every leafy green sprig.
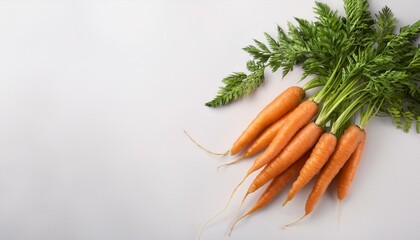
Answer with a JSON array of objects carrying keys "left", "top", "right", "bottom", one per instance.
[
  {"left": 321, "top": 21, "right": 420, "bottom": 134},
  {"left": 205, "top": 0, "right": 420, "bottom": 134},
  {"left": 205, "top": 61, "right": 266, "bottom": 107},
  {"left": 206, "top": 0, "right": 370, "bottom": 107}
]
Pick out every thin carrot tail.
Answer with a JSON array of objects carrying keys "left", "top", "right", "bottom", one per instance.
[
  {"left": 282, "top": 190, "right": 297, "bottom": 206},
  {"left": 198, "top": 175, "right": 247, "bottom": 240},
  {"left": 283, "top": 213, "right": 309, "bottom": 229},
  {"left": 183, "top": 130, "right": 230, "bottom": 156},
  {"left": 337, "top": 200, "right": 343, "bottom": 231},
  {"left": 282, "top": 184, "right": 299, "bottom": 207},
  {"left": 216, "top": 156, "right": 245, "bottom": 170},
  {"left": 282, "top": 197, "right": 291, "bottom": 206},
  {"left": 198, "top": 206, "right": 225, "bottom": 240},
  {"left": 228, "top": 212, "right": 250, "bottom": 236},
  {"left": 282, "top": 179, "right": 299, "bottom": 207},
  {"left": 282, "top": 187, "right": 300, "bottom": 206},
  {"left": 228, "top": 176, "right": 248, "bottom": 210},
  {"left": 239, "top": 191, "right": 250, "bottom": 210}
]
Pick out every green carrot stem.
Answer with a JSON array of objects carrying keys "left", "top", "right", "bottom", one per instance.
[
  {"left": 331, "top": 93, "right": 370, "bottom": 134},
  {"left": 359, "top": 97, "right": 385, "bottom": 129},
  {"left": 313, "top": 58, "right": 344, "bottom": 104},
  {"left": 315, "top": 79, "right": 362, "bottom": 126}
]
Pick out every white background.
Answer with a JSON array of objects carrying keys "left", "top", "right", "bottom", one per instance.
[{"left": 0, "top": 0, "right": 419, "bottom": 239}]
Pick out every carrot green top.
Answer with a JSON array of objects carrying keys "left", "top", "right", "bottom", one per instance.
[{"left": 206, "top": 0, "right": 420, "bottom": 135}]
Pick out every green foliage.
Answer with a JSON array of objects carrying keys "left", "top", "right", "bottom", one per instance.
[
  {"left": 387, "top": 107, "right": 418, "bottom": 133},
  {"left": 242, "top": 39, "right": 271, "bottom": 63},
  {"left": 374, "top": 6, "right": 396, "bottom": 52},
  {"left": 417, "top": 116, "right": 420, "bottom": 133},
  {"left": 205, "top": 64, "right": 265, "bottom": 107},
  {"left": 344, "top": 0, "right": 375, "bottom": 47},
  {"left": 206, "top": 0, "right": 420, "bottom": 134}
]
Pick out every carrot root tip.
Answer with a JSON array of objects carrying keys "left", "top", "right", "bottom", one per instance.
[
  {"left": 183, "top": 129, "right": 230, "bottom": 156},
  {"left": 216, "top": 156, "right": 245, "bottom": 171},
  {"left": 198, "top": 176, "right": 247, "bottom": 240},
  {"left": 282, "top": 198, "right": 290, "bottom": 207},
  {"left": 228, "top": 213, "right": 248, "bottom": 237},
  {"left": 337, "top": 200, "right": 343, "bottom": 231},
  {"left": 239, "top": 191, "right": 250, "bottom": 210},
  {"left": 284, "top": 213, "right": 308, "bottom": 229}
]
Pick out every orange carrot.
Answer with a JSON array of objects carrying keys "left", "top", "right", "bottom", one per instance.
[
  {"left": 337, "top": 130, "right": 367, "bottom": 201},
  {"left": 230, "top": 86, "right": 304, "bottom": 155},
  {"left": 228, "top": 151, "right": 310, "bottom": 236},
  {"left": 246, "top": 122, "right": 323, "bottom": 196},
  {"left": 243, "top": 112, "right": 290, "bottom": 158},
  {"left": 245, "top": 100, "right": 319, "bottom": 176},
  {"left": 217, "top": 113, "right": 290, "bottom": 169},
  {"left": 200, "top": 95, "right": 313, "bottom": 237},
  {"left": 304, "top": 125, "right": 364, "bottom": 216},
  {"left": 283, "top": 132, "right": 337, "bottom": 205}
]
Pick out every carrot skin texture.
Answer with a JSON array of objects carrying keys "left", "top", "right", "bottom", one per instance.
[
  {"left": 251, "top": 152, "right": 309, "bottom": 209},
  {"left": 216, "top": 113, "right": 292, "bottom": 169},
  {"left": 337, "top": 130, "right": 367, "bottom": 200},
  {"left": 248, "top": 122, "right": 323, "bottom": 193},
  {"left": 305, "top": 125, "right": 364, "bottom": 215},
  {"left": 230, "top": 86, "right": 305, "bottom": 155},
  {"left": 240, "top": 152, "right": 309, "bottom": 217},
  {"left": 242, "top": 113, "right": 290, "bottom": 158},
  {"left": 246, "top": 100, "right": 319, "bottom": 176},
  {"left": 229, "top": 152, "right": 310, "bottom": 236},
  {"left": 285, "top": 133, "right": 337, "bottom": 204}
]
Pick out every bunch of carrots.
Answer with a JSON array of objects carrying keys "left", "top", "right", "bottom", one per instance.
[
  {"left": 193, "top": 0, "right": 420, "bottom": 238},
  {"left": 196, "top": 86, "right": 369, "bottom": 237},
  {"left": 219, "top": 86, "right": 367, "bottom": 231}
]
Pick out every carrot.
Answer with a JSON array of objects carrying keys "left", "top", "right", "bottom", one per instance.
[
  {"left": 230, "top": 86, "right": 304, "bottom": 155},
  {"left": 217, "top": 113, "right": 290, "bottom": 169},
  {"left": 337, "top": 130, "right": 367, "bottom": 201},
  {"left": 228, "top": 151, "right": 310, "bottom": 236},
  {"left": 245, "top": 100, "right": 319, "bottom": 176},
  {"left": 243, "top": 113, "right": 290, "bottom": 158},
  {"left": 226, "top": 100, "right": 318, "bottom": 203},
  {"left": 246, "top": 122, "right": 323, "bottom": 196},
  {"left": 283, "top": 132, "right": 337, "bottom": 205},
  {"left": 304, "top": 125, "right": 364, "bottom": 217}
]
